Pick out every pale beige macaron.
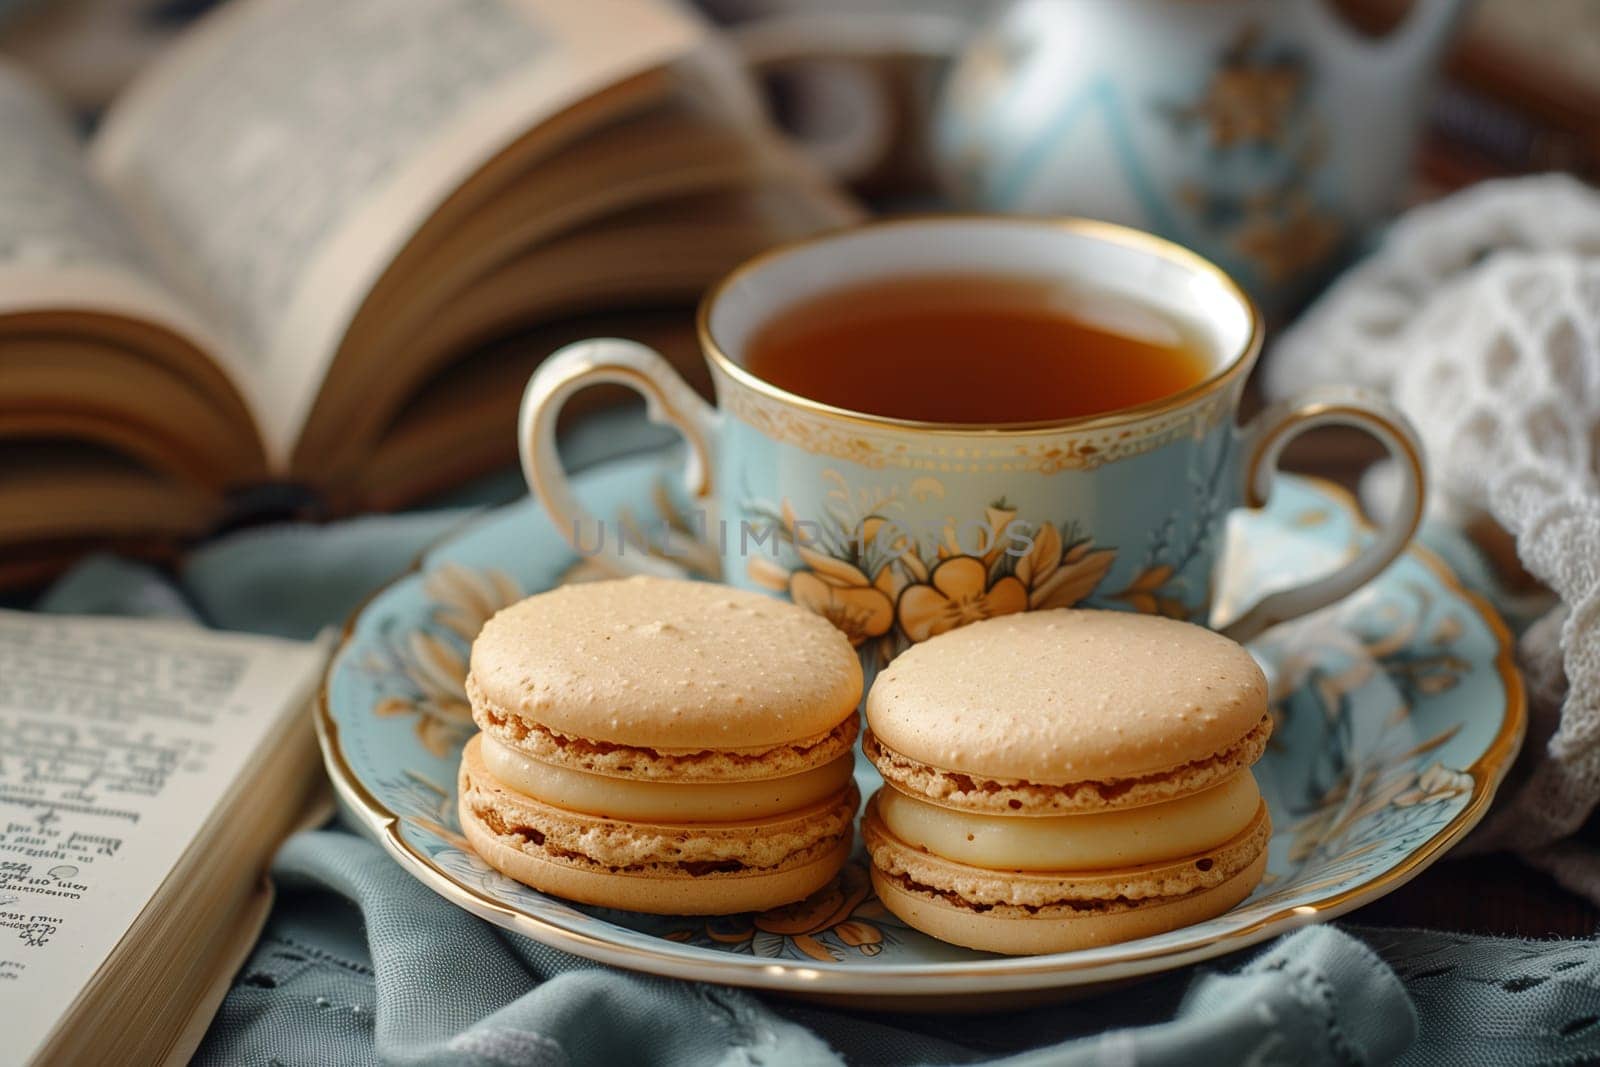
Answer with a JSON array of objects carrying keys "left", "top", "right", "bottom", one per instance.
[
  {"left": 860, "top": 608, "right": 1272, "bottom": 955},
  {"left": 459, "top": 575, "right": 862, "bottom": 915}
]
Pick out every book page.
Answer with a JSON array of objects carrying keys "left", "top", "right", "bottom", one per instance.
[
  {"left": 0, "top": 612, "right": 326, "bottom": 1066},
  {"left": 0, "top": 63, "right": 230, "bottom": 375},
  {"left": 91, "top": 0, "right": 709, "bottom": 466}
]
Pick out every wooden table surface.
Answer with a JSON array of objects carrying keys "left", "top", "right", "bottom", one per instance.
[{"left": 1354, "top": 853, "right": 1597, "bottom": 938}]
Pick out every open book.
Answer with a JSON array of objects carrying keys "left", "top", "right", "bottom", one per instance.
[
  {"left": 1, "top": 0, "right": 857, "bottom": 585},
  {"left": 0, "top": 610, "right": 328, "bottom": 1066}
]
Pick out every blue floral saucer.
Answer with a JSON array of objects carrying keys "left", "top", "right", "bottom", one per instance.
[{"left": 318, "top": 451, "right": 1524, "bottom": 1006}]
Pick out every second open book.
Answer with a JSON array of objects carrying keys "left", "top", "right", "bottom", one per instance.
[{"left": 0, "top": 0, "right": 857, "bottom": 583}]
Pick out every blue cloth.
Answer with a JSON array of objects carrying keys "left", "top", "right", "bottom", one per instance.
[
  {"left": 193, "top": 830, "right": 1422, "bottom": 1067},
  {"left": 33, "top": 413, "right": 1600, "bottom": 1065}
]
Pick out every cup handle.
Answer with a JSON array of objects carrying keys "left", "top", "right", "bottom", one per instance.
[
  {"left": 518, "top": 338, "right": 719, "bottom": 580},
  {"left": 731, "top": 13, "right": 966, "bottom": 182},
  {"left": 1220, "top": 385, "right": 1427, "bottom": 643}
]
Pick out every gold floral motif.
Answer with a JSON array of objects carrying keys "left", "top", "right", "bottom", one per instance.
[
  {"left": 722, "top": 392, "right": 904, "bottom": 470},
  {"left": 788, "top": 553, "right": 896, "bottom": 648},
  {"left": 745, "top": 555, "right": 792, "bottom": 593},
  {"left": 423, "top": 563, "right": 522, "bottom": 641},
  {"left": 898, "top": 556, "right": 1028, "bottom": 642},
  {"left": 1232, "top": 191, "right": 1343, "bottom": 285},
  {"left": 1019, "top": 523, "right": 1119, "bottom": 611},
  {"left": 1161, "top": 24, "right": 1345, "bottom": 286},
  {"left": 758, "top": 491, "right": 1122, "bottom": 653},
  {"left": 1177, "top": 25, "right": 1303, "bottom": 148},
  {"left": 1014, "top": 438, "right": 1106, "bottom": 475},
  {"left": 1393, "top": 762, "right": 1473, "bottom": 807},
  {"left": 386, "top": 771, "right": 471, "bottom": 852},
  {"left": 1107, "top": 563, "right": 1191, "bottom": 619},
  {"left": 1286, "top": 745, "right": 1474, "bottom": 866},
  {"left": 667, "top": 863, "right": 900, "bottom": 961},
  {"left": 373, "top": 563, "right": 523, "bottom": 757},
  {"left": 1282, "top": 661, "right": 1469, "bottom": 866}
]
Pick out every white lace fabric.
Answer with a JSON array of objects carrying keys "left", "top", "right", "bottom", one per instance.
[{"left": 1267, "top": 175, "right": 1600, "bottom": 901}]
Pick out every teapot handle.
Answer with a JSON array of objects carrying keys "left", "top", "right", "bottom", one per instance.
[
  {"left": 1388, "top": 0, "right": 1476, "bottom": 65},
  {"left": 1299, "top": 0, "right": 1474, "bottom": 69},
  {"left": 732, "top": 12, "right": 968, "bottom": 182}
]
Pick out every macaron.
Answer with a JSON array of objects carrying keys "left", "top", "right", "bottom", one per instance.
[
  {"left": 860, "top": 608, "right": 1272, "bottom": 955},
  {"left": 458, "top": 575, "right": 862, "bottom": 915}
]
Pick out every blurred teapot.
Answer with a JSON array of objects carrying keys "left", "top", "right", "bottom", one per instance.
[{"left": 936, "top": 0, "right": 1475, "bottom": 310}]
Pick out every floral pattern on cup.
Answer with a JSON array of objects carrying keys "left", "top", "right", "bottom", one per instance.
[
  {"left": 750, "top": 493, "right": 1121, "bottom": 664},
  {"left": 727, "top": 432, "right": 1247, "bottom": 663}
]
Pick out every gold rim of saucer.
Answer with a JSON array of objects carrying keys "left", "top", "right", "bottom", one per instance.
[{"left": 693, "top": 214, "right": 1265, "bottom": 437}]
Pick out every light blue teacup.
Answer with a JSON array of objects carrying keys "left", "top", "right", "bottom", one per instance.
[{"left": 520, "top": 217, "right": 1424, "bottom": 664}]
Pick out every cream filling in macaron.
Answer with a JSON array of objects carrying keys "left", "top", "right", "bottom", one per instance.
[
  {"left": 877, "top": 771, "right": 1262, "bottom": 871},
  {"left": 480, "top": 735, "right": 855, "bottom": 822}
]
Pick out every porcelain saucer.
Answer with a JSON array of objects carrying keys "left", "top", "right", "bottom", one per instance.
[{"left": 318, "top": 450, "right": 1524, "bottom": 1008}]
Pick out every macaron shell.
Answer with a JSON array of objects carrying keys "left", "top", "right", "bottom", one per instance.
[
  {"left": 469, "top": 576, "right": 862, "bottom": 750},
  {"left": 863, "top": 715, "right": 1271, "bottom": 815},
  {"left": 463, "top": 814, "right": 853, "bottom": 916},
  {"left": 866, "top": 609, "right": 1268, "bottom": 783},
  {"left": 869, "top": 849, "right": 1267, "bottom": 956},
  {"left": 472, "top": 686, "right": 860, "bottom": 783}
]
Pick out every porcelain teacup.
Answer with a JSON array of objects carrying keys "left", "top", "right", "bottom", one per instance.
[{"left": 519, "top": 216, "right": 1424, "bottom": 663}]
